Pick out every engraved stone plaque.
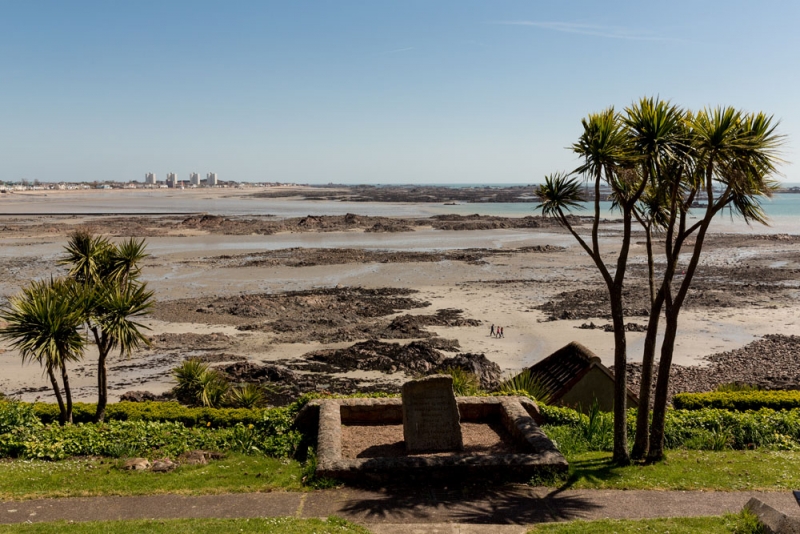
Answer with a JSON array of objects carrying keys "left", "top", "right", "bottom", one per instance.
[{"left": 402, "top": 375, "right": 463, "bottom": 452}]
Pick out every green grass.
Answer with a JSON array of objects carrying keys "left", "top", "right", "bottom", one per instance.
[
  {"left": 0, "top": 453, "right": 305, "bottom": 500},
  {"left": 3, "top": 449, "right": 800, "bottom": 502},
  {"left": 561, "top": 449, "right": 800, "bottom": 491},
  {"left": 0, "top": 517, "right": 371, "bottom": 534},
  {"left": 527, "top": 512, "right": 759, "bottom": 533}
]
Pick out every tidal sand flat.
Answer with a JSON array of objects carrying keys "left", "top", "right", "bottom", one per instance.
[{"left": 1, "top": 188, "right": 799, "bottom": 403}]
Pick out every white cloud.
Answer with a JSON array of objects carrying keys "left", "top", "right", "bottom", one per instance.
[{"left": 495, "top": 20, "right": 678, "bottom": 42}]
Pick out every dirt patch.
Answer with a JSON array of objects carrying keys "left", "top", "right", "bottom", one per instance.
[{"left": 341, "top": 422, "right": 522, "bottom": 459}]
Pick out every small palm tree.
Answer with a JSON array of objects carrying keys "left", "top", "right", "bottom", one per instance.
[
  {"left": 539, "top": 107, "right": 641, "bottom": 466},
  {"left": 0, "top": 278, "right": 85, "bottom": 424},
  {"left": 61, "top": 230, "right": 154, "bottom": 422},
  {"left": 227, "top": 383, "right": 266, "bottom": 409},
  {"left": 88, "top": 279, "right": 154, "bottom": 422}
]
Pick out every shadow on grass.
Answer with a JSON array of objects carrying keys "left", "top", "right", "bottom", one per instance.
[{"left": 560, "top": 454, "right": 628, "bottom": 489}]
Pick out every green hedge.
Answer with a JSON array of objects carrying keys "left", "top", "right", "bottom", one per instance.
[
  {"left": 673, "top": 391, "right": 800, "bottom": 411},
  {"left": 0, "top": 401, "right": 305, "bottom": 461},
  {"left": 25, "top": 401, "right": 265, "bottom": 427},
  {"left": 540, "top": 404, "right": 800, "bottom": 454}
]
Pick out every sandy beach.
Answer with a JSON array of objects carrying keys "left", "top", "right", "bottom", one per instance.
[{"left": 1, "top": 188, "right": 799, "bottom": 404}]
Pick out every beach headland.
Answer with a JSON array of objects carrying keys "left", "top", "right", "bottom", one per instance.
[{"left": 1, "top": 187, "right": 799, "bottom": 404}]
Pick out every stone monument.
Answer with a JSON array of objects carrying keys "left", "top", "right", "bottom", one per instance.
[{"left": 402, "top": 375, "right": 463, "bottom": 452}]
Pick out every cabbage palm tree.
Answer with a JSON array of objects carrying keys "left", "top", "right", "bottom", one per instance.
[
  {"left": 646, "top": 107, "right": 783, "bottom": 461},
  {"left": 537, "top": 107, "right": 643, "bottom": 465},
  {"left": 0, "top": 278, "right": 85, "bottom": 424},
  {"left": 61, "top": 230, "right": 154, "bottom": 422},
  {"left": 85, "top": 279, "right": 154, "bottom": 422},
  {"left": 621, "top": 97, "right": 688, "bottom": 460}
]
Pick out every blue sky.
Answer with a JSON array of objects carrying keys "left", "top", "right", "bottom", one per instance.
[{"left": 1, "top": 1, "right": 798, "bottom": 184}]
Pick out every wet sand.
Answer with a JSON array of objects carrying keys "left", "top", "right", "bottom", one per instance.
[{"left": 1, "top": 189, "right": 799, "bottom": 403}]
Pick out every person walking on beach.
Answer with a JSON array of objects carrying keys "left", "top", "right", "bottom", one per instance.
[
  {"left": 490, "top": 324, "right": 495, "bottom": 337},
  {"left": 500, "top": 326, "right": 504, "bottom": 338}
]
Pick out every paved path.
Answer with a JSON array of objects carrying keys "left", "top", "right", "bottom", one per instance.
[{"left": 2, "top": 487, "right": 799, "bottom": 532}]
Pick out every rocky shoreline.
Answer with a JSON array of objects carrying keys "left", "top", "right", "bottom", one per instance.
[{"left": 622, "top": 335, "right": 800, "bottom": 403}]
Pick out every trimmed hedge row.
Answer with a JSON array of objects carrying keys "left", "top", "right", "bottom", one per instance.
[
  {"left": 673, "top": 391, "right": 800, "bottom": 411},
  {"left": 26, "top": 401, "right": 265, "bottom": 427},
  {"left": 0, "top": 400, "right": 305, "bottom": 460},
  {"left": 540, "top": 404, "right": 800, "bottom": 453}
]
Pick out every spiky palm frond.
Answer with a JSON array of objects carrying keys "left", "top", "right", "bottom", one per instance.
[
  {"left": 624, "top": 97, "right": 687, "bottom": 170},
  {"left": 60, "top": 230, "right": 113, "bottom": 284},
  {"left": 106, "top": 238, "right": 149, "bottom": 283},
  {"left": 198, "top": 369, "right": 229, "bottom": 408},
  {"left": 690, "top": 108, "right": 783, "bottom": 224},
  {"left": 496, "top": 369, "right": 553, "bottom": 405},
  {"left": 227, "top": 383, "right": 267, "bottom": 409},
  {"left": 0, "top": 278, "right": 85, "bottom": 370},
  {"left": 535, "top": 172, "right": 586, "bottom": 219},
  {"left": 93, "top": 281, "right": 154, "bottom": 357},
  {"left": 572, "top": 107, "right": 632, "bottom": 180}
]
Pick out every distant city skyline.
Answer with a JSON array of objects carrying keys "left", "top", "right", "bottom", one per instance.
[{"left": 1, "top": 1, "right": 798, "bottom": 184}]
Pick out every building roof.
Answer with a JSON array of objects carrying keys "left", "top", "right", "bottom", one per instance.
[{"left": 529, "top": 341, "right": 639, "bottom": 405}]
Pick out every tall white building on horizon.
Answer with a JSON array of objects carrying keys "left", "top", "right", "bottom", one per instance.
[
  {"left": 207, "top": 172, "right": 218, "bottom": 186},
  {"left": 166, "top": 172, "right": 177, "bottom": 188},
  {"left": 145, "top": 172, "right": 156, "bottom": 185},
  {"left": 189, "top": 172, "right": 199, "bottom": 186}
]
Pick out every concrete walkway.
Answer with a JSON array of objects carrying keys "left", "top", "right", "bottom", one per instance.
[{"left": 2, "top": 487, "right": 799, "bottom": 532}]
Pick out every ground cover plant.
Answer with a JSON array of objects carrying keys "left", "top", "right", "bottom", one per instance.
[
  {"left": 0, "top": 517, "right": 369, "bottom": 534},
  {"left": 0, "top": 399, "right": 303, "bottom": 461},
  {"left": 540, "top": 404, "right": 800, "bottom": 455}
]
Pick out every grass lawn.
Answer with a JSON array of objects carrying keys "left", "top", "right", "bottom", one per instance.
[
  {"left": 527, "top": 513, "right": 754, "bottom": 533},
  {"left": 0, "top": 454, "right": 305, "bottom": 500},
  {"left": 0, "top": 517, "right": 370, "bottom": 534},
  {"left": 563, "top": 449, "right": 800, "bottom": 490},
  {"left": 3, "top": 449, "right": 800, "bottom": 501}
]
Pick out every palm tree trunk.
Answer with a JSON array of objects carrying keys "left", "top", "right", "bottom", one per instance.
[
  {"left": 631, "top": 287, "right": 666, "bottom": 459},
  {"left": 47, "top": 365, "right": 67, "bottom": 425},
  {"left": 647, "top": 308, "right": 678, "bottom": 461},
  {"left": 95, "top": 351, "right": 108, "bottom": 423},
  {"left": 60, "top": 361, "right": 74, "bottom": 424},
  {"left": 645, "top": 225, "right": 656, "bottom": 305},
  {"left": 609, "top": 286, "right": 630, "bottom": 465}
]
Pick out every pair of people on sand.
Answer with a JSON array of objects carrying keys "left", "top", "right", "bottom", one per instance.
[{"left": 489, "top": 324, "right": 504, "bottom": 338}]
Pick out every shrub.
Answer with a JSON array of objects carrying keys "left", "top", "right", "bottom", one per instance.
[
  {"left": 0, "top": 401, "right": 42, "bottom": 435},
  {"left": 496, "top": 369, "right": 552, "bottom": 404},
  {"left": 228, "top": 384, "right": 267, "bottom": 409},
  {"left": 716, "top": 382, "right": 763, "bottom": 393},
  {"left": 540, "top": 403, "right": 800, "bottom": 453},
  {"left": 173, "top": 359, "right": 232, "bottom": 407},
  {"left": 673, "top": 390, "right": 800, "bottom": 411},
  {"left": 440, "top": 367, "right": 482, "bottom": 396},
  {"left": 30, "top": 401, "right": 265, "bottom": 427},
  {"left": 0, "top": 397, "right": 313, "bottom": 460}
]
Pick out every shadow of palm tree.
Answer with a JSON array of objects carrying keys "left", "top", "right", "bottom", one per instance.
[{"left": 336, "top": 481, "right": 603, "bottom": 525}]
